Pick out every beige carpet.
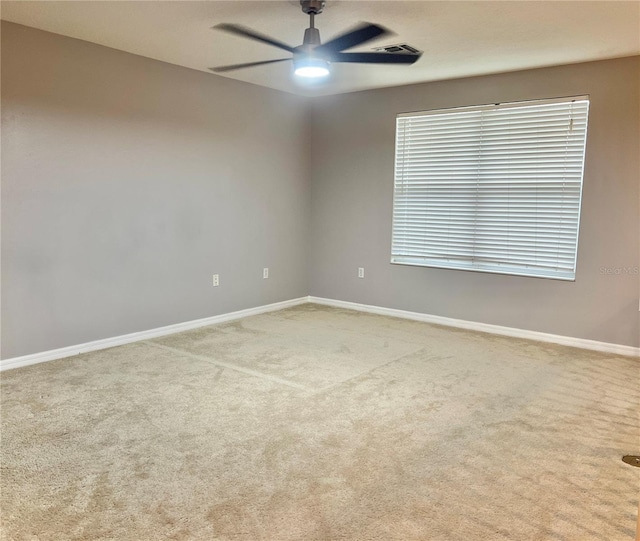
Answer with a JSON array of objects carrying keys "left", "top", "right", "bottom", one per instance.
[{"left": 1, "top": 303, "right": 639, "bottom": 540}]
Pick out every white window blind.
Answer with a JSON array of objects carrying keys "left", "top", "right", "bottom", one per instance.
[{"left": 392, "top": 96, "right": 589, "bottom": 280}]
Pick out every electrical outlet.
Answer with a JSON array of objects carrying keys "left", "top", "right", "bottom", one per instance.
[
  {"left": 358, "top": 267, "right": 365, "bottom": 279},
  {"left": 263, "top": 267, "right": 269, "bottom": 279},
  {"left": 212, "top": 274, "right": 219, "bottom": 287}
]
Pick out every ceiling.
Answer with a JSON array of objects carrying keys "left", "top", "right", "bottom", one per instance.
[{"left": 2, "top": 1, "right": 639, "bottom": 96}]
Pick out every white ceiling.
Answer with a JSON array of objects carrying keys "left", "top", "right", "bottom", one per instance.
[{"left": 2, "top": 1, "right": 639, "bottom": 96}]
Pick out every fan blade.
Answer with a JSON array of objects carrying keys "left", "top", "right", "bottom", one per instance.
[
  {"left": 314, "top": 23, "right": 390, "bottom": 55},
  {"left": 210, "top": 58, "right": 291, "bottom": 73},
  {"left": 330, "top": 52, "right": 421, "bottom": 64},
  {"left": 213, "top": 23, "right": 296, "bottom": 53}
]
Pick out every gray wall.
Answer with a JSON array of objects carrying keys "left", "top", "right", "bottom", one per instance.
[
  {"left": 309, "top": 57, "right": 640, "bottom": 348},
  {"left": 3, "top": 21, "right": 639, "bottom": 358},
  {"left": 1, "top": 22, "right": 311, "bottom": 358}
]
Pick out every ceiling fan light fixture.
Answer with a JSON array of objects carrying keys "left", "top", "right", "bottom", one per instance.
[
  {"left": 211, "top": 6, "right": 423, "bottom": 78},
  {"left": 293, "top": 57, "right": 330, "bottom": 78}
]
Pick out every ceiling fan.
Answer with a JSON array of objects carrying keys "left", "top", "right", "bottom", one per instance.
[{"left": 210, "top": 0, "right": 422, "bottom": 79}]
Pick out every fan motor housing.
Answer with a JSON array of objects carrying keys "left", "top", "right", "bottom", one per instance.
[{"left": 303, "top": 27, "right": 321, "bottom": 48}]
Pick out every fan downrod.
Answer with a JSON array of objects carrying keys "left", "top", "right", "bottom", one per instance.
[{"left": 300, "top": 0, "right": 325, "bottom": 15}]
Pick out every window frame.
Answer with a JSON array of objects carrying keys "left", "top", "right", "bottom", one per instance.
[{"left": 390, "top": 95, "right": 590, "bottom": 281}]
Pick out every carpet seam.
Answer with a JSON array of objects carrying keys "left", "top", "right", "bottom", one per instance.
[{"left": 141, "top": 340, "right": 311, "bottom": 392}]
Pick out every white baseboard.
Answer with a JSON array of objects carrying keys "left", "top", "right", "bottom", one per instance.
[
  {"left": 0, "top": 297, "right": 308, "bottom": 371},
  {"left": 3, "top": 294, "right": 637, "bottom": 371},
  {"left": 308, "top": 296, "right": 640, "bottom": 358}
]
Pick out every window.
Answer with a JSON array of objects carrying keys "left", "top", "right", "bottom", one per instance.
[{"left": 391, "top": 96, "right": 589, "bottom": 280}]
